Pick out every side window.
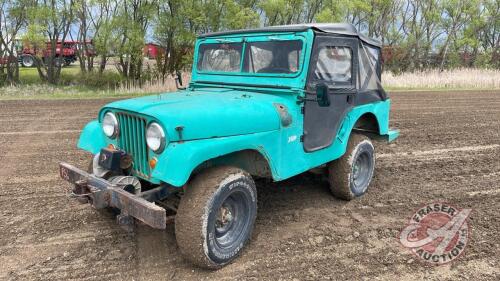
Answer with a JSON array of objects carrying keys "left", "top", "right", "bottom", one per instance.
[
  {"left": 358, "top": 44, "right": 381, "bottom": 91},
  {"left": 313, "top": 46, "right": 352, "bottom": 84}
]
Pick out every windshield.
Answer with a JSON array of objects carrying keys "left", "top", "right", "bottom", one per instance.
[
  {"left": 197, "top": 40, "right": 303, "bottom": 74},
  {"left": 197, "top": 43, "right": 242, "bottom": 72}
]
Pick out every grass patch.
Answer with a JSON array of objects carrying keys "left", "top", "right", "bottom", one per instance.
[
  {"left": 18, "top": 66, "right": 81, "bottom": 84},
  {"left": 0, "top": 84, "right": 153, "bottom": 100},
  {"left": 2, "top": 66, "right": 140, "bottom": 100}
]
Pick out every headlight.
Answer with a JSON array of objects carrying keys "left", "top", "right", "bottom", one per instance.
[
  {"left": 102, "top": 112, "right": 118, "bottom": 138},
  {"left": 146, "top": 122, "right": 166, "bottom": 153}
]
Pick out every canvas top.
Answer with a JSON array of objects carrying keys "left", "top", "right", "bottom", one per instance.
[{"left": 199, "top": 23, "right": 382, "bottom": 48}]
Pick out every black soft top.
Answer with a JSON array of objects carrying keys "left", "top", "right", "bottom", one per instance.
[{"left": 199, "top": 23, "right": 381, "bottom": 48}]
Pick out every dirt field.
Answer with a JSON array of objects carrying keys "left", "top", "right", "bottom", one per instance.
[{"left": 0, "top": 90, "right": 499, "bottom": 281}]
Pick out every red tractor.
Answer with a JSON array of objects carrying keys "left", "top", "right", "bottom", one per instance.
[{"left": 19, "top": 40, "right": 95, "bottom": 67}]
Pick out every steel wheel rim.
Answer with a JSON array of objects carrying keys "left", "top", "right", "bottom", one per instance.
[
  {"left": 352, "top": 151, "right": 371, "bottom": 191},
  {"left": 214, "top": 190, "right": 251, "bottom": 249},
  {"left": 23, "top": 56, "right": 33, "bottom": 65}
]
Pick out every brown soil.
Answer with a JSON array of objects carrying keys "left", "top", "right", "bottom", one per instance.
[{"left": 0, "top": 90, "right": 499, "bottom": 281}]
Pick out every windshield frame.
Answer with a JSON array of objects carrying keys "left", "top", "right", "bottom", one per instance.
[{"left": 194, "top": 33, "right": 307, "bottom": 78}]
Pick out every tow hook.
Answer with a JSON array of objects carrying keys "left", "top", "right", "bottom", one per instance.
[
  {"left": 70, "top": 180, "right": 91, "bottom": 204},
  {"left": 116, "top": 213, "right": 136, "bottom": 232}
]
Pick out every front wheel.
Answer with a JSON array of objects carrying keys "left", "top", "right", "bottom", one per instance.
[
  {"left": 328, "top": 133, "right": 375, "bottom": 200},
  {"left": 175, "top": 166, "right": 257, "bottom": 268}
]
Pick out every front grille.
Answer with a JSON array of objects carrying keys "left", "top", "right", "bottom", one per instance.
[{"left": 116, "top": 112, "right": 150, "bottom": 178}]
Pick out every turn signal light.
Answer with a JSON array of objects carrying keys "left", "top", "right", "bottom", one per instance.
[{"left": 149, "top": 157, "right": 157, "bottom": 169}]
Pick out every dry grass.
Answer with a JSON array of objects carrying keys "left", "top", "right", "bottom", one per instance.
[
  {"left": 117, "top": 73, "right": 192, "bottom": 94},
  {"left": 0, "top": 84, "right": 138, "bottom": 99},
  {"left": 2, "top": 68, "right": 498, "bottom": 100},
  {"left": 383, "top": 68, "right": 500, "bottom": 90},
  {"left": 0, "top": 73, "right": 192, "bottom": 100}
]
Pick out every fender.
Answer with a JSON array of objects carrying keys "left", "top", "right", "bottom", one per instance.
[
  {"left": 347, "top": 99, "right": 391, "bottom": 136},
  {"left": 78, "top": 120, "right": 107, "bottom": 154},
  {"left": 346, "top": 99, "right": 399, "bottom": 142},
  {"left": 76, "top": 119, "right": 280, "bottom": 187},
  {"left": 152, "top": 131, "right": 280, "bottom": 187}
]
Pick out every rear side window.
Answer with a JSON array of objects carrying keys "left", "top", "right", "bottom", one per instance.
[
  {"left": 358, "top": 44, "right": 382, "bottom": 91},
  {"left": 197, "top": 43, "right": 243, "bottom": 72},
  {"left": 313, "top": 46, "right": 352, "bottom": 84}
]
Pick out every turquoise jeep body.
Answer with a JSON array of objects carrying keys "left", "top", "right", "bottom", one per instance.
[{"left": 78, "top": 24, "right": 398, "bottom": 188}]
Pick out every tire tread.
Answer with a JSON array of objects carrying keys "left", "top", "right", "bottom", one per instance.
[
  {"left": 175, "top": 166, "right": 253, "bottom": 268},
  {"left": 328, "top": 133, "right": 373, "bottom": 200}
]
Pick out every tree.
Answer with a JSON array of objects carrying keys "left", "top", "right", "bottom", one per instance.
[
  {"left": 112, "top": 0, "right": 156, "bottom": 85},
  {"left": 259, "top": 0, "right": 305, "bottom": 26},
  {"left": 90, "top": 0, "right": 119, "bottom": 73},
  {"left": 438, "top": 0, "right": 474, "bottom": 70},
  {"left": 154, "top": 0, "right": 259, "bottom": 80},
  {"left": 0, "top": 0, "right": 26, "bottom": 85},
  {"left": 25, "top": 0, "right": 75, "bottom": 84},
  {"left": 482, "top": 0, "right": 500, "bottom": 67},
  {"left": 73, "top": 0, "right": 95, "bottom": 73}
]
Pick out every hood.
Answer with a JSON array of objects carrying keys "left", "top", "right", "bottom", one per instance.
[{"left": 103, "top": 88, "right": 290, "bottom": 142}]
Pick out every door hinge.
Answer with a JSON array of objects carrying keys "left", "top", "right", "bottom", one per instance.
[
  {"left": 300, "top": 135, "right": 304, "bottom": 142},
  {"left": 300, "top": 107, "right": 305, "bottom": 114}
]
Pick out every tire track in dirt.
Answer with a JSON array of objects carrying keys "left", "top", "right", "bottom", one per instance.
[
  {"left": 0, "top": 99, "right": 138, "bottom": 280},
  {"left": 0, "top": 130, "right": 81, "bottom": 136}
]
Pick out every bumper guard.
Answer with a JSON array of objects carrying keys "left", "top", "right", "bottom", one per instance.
[{"left": 59, "top": 162, "right": 167, "bottom": 229}]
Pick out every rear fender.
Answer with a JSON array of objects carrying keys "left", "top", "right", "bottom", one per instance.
[{"left": 348, "top": 99, "right": 398, "bottom": 142}]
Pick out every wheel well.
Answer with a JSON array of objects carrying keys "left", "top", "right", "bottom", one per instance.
[
  {"left": 192, "top": 149, "right": 272, "bottom": 179},
  {"left": 353, "top": 113, "right": 380, "bottom": 134}
]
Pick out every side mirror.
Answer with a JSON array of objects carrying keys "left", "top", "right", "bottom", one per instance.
[
  {"left": 316, "top": 83, "right": 330, "bottom": 107},
  {"left": 175, "top": 71, "right": 185, "bottom": 89}
]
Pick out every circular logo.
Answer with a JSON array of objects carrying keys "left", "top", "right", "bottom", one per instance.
[{"left": 399, "top": 202, "right": 471, "bottom": 265}]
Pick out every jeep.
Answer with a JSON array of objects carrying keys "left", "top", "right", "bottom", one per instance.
[{"left": 59, "top": 23, "right": 399, "bottom": 268}]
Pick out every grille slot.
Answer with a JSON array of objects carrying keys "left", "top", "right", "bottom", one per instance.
[{"left": 116, "top": 112, "right": 149, "bottom": 178}]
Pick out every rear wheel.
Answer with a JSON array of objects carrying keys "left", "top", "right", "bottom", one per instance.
[
  {"left": 21, "top": 55, "right": 35, "bottom": 67},
  {"left": 54, "top": 57, "right": 63, "bottom": 67},
  {"left": 328, "top": 133, "right": 375, "bottom": 200},
  {"left": 64, "top": 58, "right": 72, "bottom": 66},
  {"left": 175, "top": 166, "right": 257, "bottom": 268}
]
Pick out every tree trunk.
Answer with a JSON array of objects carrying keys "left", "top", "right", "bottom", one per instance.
[{"left": 99, "top": 55, "right": 107, "bottom": 73}]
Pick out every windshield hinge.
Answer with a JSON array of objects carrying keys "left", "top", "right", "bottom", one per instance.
[{"left": 297, "top": 95, "right": 317, "bottom": 104}]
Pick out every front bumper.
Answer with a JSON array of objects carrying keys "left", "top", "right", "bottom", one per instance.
[{"left": 59, "top": 162, "right": 167, "bottom": 229}]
